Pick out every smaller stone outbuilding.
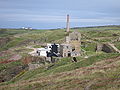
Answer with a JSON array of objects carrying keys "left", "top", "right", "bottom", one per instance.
[
  {"left": 60, "top": 44, "right": 72, "bottom": 57},
  {"left": 96, "top": 43, "right": 120, "bottom": 53}
]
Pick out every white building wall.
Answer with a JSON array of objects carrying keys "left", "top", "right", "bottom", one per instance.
[
  {"left": 39, "top": 50, "right": 47, "bottom": 57},
  {"left": 37, "top": 43, "right": 60, "bottom": 57}
]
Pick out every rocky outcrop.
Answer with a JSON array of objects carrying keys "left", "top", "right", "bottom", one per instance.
[
  {"left": 28, "top": 63, "right": 41, "bottom": 70},
  {"left": 0, "top": 65, "right": 27, "bottom": 83},
  {"left": 24, "top": 56, "right": 59, "bottom": 70}
]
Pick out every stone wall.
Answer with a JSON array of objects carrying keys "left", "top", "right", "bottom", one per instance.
[
  {"left": 96, "top": 43, "right": 103, "bottom": 52},
  {"left": 96, "top": 43, "right": 120, "bottom": 53}
]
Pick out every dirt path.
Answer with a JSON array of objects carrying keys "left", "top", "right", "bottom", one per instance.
[{"left": 26, "top": 46, "right": 38, "bottom": 56}]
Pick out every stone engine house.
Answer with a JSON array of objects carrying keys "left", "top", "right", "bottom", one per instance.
[{"left": 60, "top": 31, "right": 81, "bottom": 57}]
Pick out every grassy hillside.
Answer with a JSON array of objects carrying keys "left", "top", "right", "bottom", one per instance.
[
  {"left": 0, "top": 29, "right": 67, "bottom": 51},
  {"left": 1, "top": 53, "right": 120, "bottom": 90},
  {"left": 0, "top": 25, "right": 120, "bottom": 90},
  {"left": 1, "top": 26, "right": 120, "bottom": 51}
]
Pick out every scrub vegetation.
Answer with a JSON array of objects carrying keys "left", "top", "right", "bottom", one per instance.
[{"left": 0, "top": 25, "right": 120, "bottom": 90}]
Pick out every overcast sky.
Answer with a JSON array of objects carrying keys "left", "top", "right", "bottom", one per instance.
[{"left": 0, "top": 0, "right": 120, "bottom": 29}]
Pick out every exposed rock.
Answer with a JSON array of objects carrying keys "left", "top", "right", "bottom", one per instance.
[
  {"left": 28, "top": 63, "right": 41, "bottom": 70},
  {"left": 22, "top": 56, "right": 46, "bottom": 65},
  {"left": 0, "top": 65, "right": 27, "bottom": 83}
]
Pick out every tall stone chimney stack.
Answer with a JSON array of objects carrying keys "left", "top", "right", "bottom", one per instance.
[{"left": 66, "top": 14, "right": 70, "bottom": 32}]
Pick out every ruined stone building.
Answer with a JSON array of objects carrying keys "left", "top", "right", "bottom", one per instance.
[
  {"left": 60, "top": 44, "right": 72, "bottom": 57},
  {"left": 96, "top": 43, "right": 120, "bottom": 53},
  {"left": 60, "top": 15, "right": 81, "bottom": 57},
  {"left": 68, "top": 31, "right": 81, "bottom": 56},
  {"left": 60, "top": 31, "right": 81, "bottom": 57}
]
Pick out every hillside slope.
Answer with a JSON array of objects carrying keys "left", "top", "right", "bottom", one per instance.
[
  {"left": 0, "top": 26, "right": 120, "bottom": 90},
  {"left": 0, "top": 53, "right": 120, "bottom": 90}
]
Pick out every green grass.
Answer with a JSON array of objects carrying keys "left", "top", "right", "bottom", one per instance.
[
  {"left": 82, "top": 42, "right": 97, "bottom": 51},
  {"left": 4, "top": 53, "right": 120, "bottom": 90},
  {"left": 1, "top": 26, "right": 120, "bottom": 89},
  {"left": 0, "top": 38, "right": 25, "bottom": 51},
  {"left": 0, "top": 29, "right": 47, "bottom": 51},
  {"left": 114, "top": 42, "right": 120, "bottom": 50},
  {"left": 0, "top": 29, "right": 66, "bottom": 51},
  {"left": 0, "top": 29, "right": 29, "bottom": 37},
  {"left": 1, "top": 26, "right": 120, "bottom": 51},
  {"left": 33, "top": 45, "right": 43, "bottom": 48},
  {"left": 0, "top": 61, "right": 23, "bottom": 72},
  {"left": 8, "top": 53, "right": 120, "bottom": 83},
  {"left": 42, "top": 53, "right": 120, "bottom": 75}
]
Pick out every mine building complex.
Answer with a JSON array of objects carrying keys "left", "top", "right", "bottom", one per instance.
[{"left": 36, "top": 14, "right": 81, "bottom": 58}]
